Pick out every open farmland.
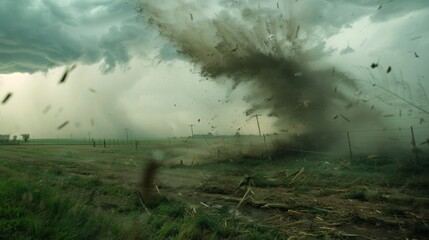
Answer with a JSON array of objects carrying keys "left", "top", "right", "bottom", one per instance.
[
  {"left": 1, "top": 0, "right": 429, "bottom": 239},
  {"left": 1, "top": 141, "right": 428, "bottom": 240}
]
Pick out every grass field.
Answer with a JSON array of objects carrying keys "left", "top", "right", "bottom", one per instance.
[{"left": 0, "top": 141, "right": 428, "bottom": 239}]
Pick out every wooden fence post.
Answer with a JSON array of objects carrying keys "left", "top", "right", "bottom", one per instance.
[
  {"left": 410, "top": 126, "right": 419, "bottom": 164},
  {"left": 347, "top": 131, "right": 353, "bottom": 161}
]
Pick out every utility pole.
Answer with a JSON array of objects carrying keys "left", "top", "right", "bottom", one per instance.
[
  {"left": 124, "top": 128, "right": 129, "bottom": 142},
  {"left": 188, "top": 124, "right": 195, "bottom": 143},
  {"left": 254, "top": 114, "right": 269, "bottom": 159},
  {"left": 254, "top": 114, "right": 262, "bottom": 136},
  {"left": 347, "top": 131, "right": 353, "bottom": 161}
]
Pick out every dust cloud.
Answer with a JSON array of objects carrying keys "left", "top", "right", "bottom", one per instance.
[{"left": 135, "top": 0, "right": 382, "bottom": 150}]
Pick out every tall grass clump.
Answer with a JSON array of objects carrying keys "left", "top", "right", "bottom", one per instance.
[{"left": 0, "top": 178, "right": 125, "bottom": 239}]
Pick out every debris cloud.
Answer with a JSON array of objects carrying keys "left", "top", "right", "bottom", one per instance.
[{"left": 137, "top": 0, "right": 381, "bottom": 149}]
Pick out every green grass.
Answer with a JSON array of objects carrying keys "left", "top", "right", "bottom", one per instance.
[
  {"left": 137, "top": 196, "right": 288, "bottom": 240},
  {"left": 0, "top": 170, "right": 288, "bottom": 240},
  {"left": 0, "top": 178, "right": 126, "bottom": 240},
  {"left": 1, "top": 144, "right": 428, "bottom": 239}
]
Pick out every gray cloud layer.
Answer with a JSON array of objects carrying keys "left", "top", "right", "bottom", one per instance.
[
  {"left": 2, "top": 0, "right": 427, "bottom": 75},
  {"left": 0, "top": 0, "right": 154, "bottom": 74}
]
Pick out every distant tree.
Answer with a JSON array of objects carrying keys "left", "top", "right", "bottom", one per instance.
[
  {"left": 0, "top": 134, "right": 10, "bottom": 143},
  {"left": 13, "top": 135, "right": 17, "bottom": 141},
  {"left": 235, "top": 132, "right": 241, "bottom": 138},
  {"left": 21, "top": 134, "right": 30, "bottom": 143}
]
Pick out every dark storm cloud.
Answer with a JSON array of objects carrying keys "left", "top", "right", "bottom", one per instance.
[{"left": 0, "top": 0, "right": 152, "bottom": 74}]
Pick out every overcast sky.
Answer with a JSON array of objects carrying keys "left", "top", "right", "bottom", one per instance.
[{"left": 0, "top": 0, "right": 428, "bottom": 139}]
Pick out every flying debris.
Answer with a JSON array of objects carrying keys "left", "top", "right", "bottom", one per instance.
[
  {"left": 371, "top": 63, "right": 378, "bottom": 68},
  {"left": 295, "top": 25, "right": 300, "bottom": 38},
  {"left": 137, "top": 0, "right": 389, "bottom": 150},
  {"left": 410, "top": 36, "right": 422, "bottom": 41},
  {"left": 383, "top": 114, "right": 394, "bottom": 118},
  {"left": 198, "top": 119, "right": 200, "bottom": 123},
  {"left": 58, "top": 64, "right": 77, "bottom": 84},
  {"left": 190, "top": 12, "right": 193, "bottom": 21},
  {"left": 333, "top": 115, "right": 338, "bottom": 119},
  {"left": 420, "top": 118, "right": 425, "bottom": 124},
  {"left": 42, "top": 105, "right": 52, "bottom": 114},
  {"left": 421, "top": 139, "right": 429, "bottom": 145},
  {"left": 57, "top": 121, "right": 69, "bottom": 130},
  {"left": 414, "top": 52, "right": 419, "bottom": 58},
  {"left": 2, "top": 92, "right": 12, "bottom": 104},
  {"left": 339, "top": 114, "right": 351, "bottom": 122},
  {"left": 386, "top": 66, "right": 392, "bottom": 73},
  {"left": 345, "top": 103, "right": 354, "bottom": 110},
  {"left": 378, "top": 5, "right": 382, "bottom": 10},
  {"left": 91, "top": 118, "right": 95, "bottom": 126},
  {"left": 89, "top": 88, "right": 96, "bottom": 93}
]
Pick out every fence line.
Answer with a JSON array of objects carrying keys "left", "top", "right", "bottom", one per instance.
[{"left": 2, "top": 125, "right": 427, "bottom": 160}]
